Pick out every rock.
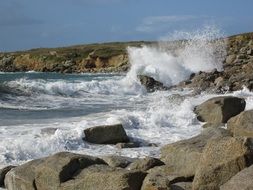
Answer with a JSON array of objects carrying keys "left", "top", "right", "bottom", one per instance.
[
  {"left": 192, "top": 137, "right": 253, "bottom": 190},
  {"left": 202, "top": 122, "right": 224, "bottom": 129},
  {"left": 161, "top": 128, "right": 231, "bottom": 177},
  {"left": 5, "top": 152, "right": 106, "bottom": 190},
  {"left": 225, "top": 54, "right": 236, "bottom": 64},
  {"left": 101, "top": 155, "right": 136, "bottom": 168},
  {"left": 170, "top": 182, "right": 192, "bottom": 190},
  {"left": 194, "top": 96, "right": 246, "bottom": 123},
  {"left": 141, "top": 166, "right": 193, "bottom": 190},
  {"left": 60, "top": 165, "right": 147, "bottom": 190},
  {"left": 5, "top": 158, "right": 45, "bottom": 190},
  {"left": 115, "top": 142, "right": 140, "bottom": 149},
  {"left": 127, "top": 157, "right": 164, "bottom": 171},
  {"left": 227, "top": 110, "right": 253, "bottom": 137},
  {"left": 220, "top": 165, "right": 253, "bottom": 190},
  {"left": 0, "top": 165, "right": 15, "bottom": 187},
  {"left": 84, "top": 124, "right": 129, "bottom": 144},
  {"left": 138, "top": 75, "right": 168, "bottom": 92}
]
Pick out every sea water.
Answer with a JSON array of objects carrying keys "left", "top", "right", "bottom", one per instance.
[{"left": 1, "top": 26, "right": 253, "bottom": 168}]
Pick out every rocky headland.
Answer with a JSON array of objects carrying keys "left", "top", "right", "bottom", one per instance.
[{"left": 1, "top": 32, "right": 253, "bottom": 190}]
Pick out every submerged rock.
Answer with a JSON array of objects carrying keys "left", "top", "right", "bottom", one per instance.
[
  {"left": 192, "top": 137, "right": 253, "bottom": 190},
  {"left": 138, "top": 75, "right": 168, "bottom": 92},
  {"left": 227, "top": 110, "right": 253, "bottom": 137},
  {"left": 194, "top": 96, "right": 246, "bottom": 123},
  {"left": 84, "top": 124, "right": 129, "bottom": 144}
]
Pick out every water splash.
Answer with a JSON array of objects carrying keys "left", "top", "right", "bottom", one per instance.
[{"left": 127, "top": 25, "right": 227, "bottom": 87}]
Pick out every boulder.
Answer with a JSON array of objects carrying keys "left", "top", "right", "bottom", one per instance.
[
  {"left": 5, "top": 152, "right": 106, "bottom": 190},
  {"left": 161, "top": 128, "right": 231, "bottom": 177},
  {"left": 60, "top": 164, "right": 147, "bottom": 190},
  {"left": 138, "top": 75, "right": 168, "bottom": 92},
  {"left": 227, "top": 110, "right": 253, "bottom": 137},
  {"left": 192, "top": 137, "right": 253, "bottom": 190},
  {"left": 220, "top": 165, "right": 253, "bottom": 190},
  {"left": 141, "top": 165, "right": 193, "bottom": 190},
  {"left": 5, "top": 158, "right": 45, "bottom": 190},
  {"left": 194, "top": 96, "right": 246, "bottom": 123},
  {"left": 0, "top": 165, "right": 15, "bottom": 187},
  {"left": 101, "top": 155, "right": 136, "bottom": 168},
  {"left": 127, "top": 157, "right": 164, "bottom": 171},
  {"left": 84, "top": 124, "right": 129, "bottom": 144}
]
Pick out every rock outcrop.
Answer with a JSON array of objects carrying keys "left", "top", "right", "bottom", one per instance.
[
  {"left": 83, "top": 124, "right": 129, "bottom": 144},
  {"left": 138, "top": 75, "right": 168, "bottom": 92},
  {"left": 194, "top": 96, "right": 246, "bottom": 123},
  {"left": 0, "top": 165, "right": 15, "bottom": 187}
]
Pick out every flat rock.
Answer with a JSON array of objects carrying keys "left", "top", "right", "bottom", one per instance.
[
  {"left": 127, "top": 157, "right": 164, "bottom": 171},
  {"left": 194, "top": 96, "right": 246, "bottom": 123},
  {"left": 84, "top": 124, "right": 129, "bottom": 144},
  {"left": 161, "top": 128, "right": 231, "bottom": 177},
  {"left": 60, "top": 164, "right": 147, "bottom": 190},
  {"left": 220, "top": 165, "right": 253, "bottom": 190},
  {"left": 101, "top": 155, "right": 136, "bottom": 168},
  {"left": 192, "top": 137, "right": 253, "bottom": 190},
  {"left": 227, "top": 110, "right": 253, "bottom": 137}
]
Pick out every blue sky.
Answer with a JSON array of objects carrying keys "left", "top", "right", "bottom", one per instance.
[{"left": 1, "top": 0, "right": 253, "bottom": 52}]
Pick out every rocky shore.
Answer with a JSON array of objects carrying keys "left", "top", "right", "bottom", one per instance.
[{"left": 0, "top": 32, "right": 253, "bottom": 189}]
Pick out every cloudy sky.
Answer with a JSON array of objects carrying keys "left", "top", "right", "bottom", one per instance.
[{"left": 1, "top": 0, "right": 253, "bottom": 52}]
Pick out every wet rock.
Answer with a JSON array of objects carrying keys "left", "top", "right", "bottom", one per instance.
[
  {"left": 101, "top": 155, "right": 136, "bottom": 168},
  {"left": 227, "top": 110, "right": 253, "bottom": 137},
  {"left": 84, "top": 124, "right": 129, "bottom": 144},
  {"left": 192, "top": 137, "right": 253, "bottom": 190},
  {"left": 202, "top": 122, "right": 224, "bottom": 129},
  {"left": 60, "top": 165, "right": 147, "bottom": 190},
  {"left": 115, "top": 142, "right": 140, "bottom": 148},
  {"left": 138, "top": 75, "right": 168, "bottom": 92},
  {"left": 0, "top": 165, "right": 16, "bottom": 187},
  {"left": 161, "top": 128, "right": 231, "bottom": 177},
  {"left": 170, "top": 182, "right": 192, "bottom": 190},
  {"left": 5, "top": 152, "right": 106, "bottom": 190},
  {"left": 127, "top": 157, "right": 164, "bottom": 171},
  {"left": 220, "top": 165, "right": 253, "bottom": 190},
  {"left": 194, "top": 96, "right": 246, "bottom": 123}
]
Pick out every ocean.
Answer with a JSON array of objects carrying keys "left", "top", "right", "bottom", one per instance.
[{"left": 1, "top": 27, "right": 253, "bottom": 168}]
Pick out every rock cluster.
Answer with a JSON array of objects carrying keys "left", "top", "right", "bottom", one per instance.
[{"left": 2, "top": 96, "right": 253, "bottom": 190}]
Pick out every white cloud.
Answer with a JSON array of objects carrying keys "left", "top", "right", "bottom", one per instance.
[{"left": 136, "top": 15, "right": 202, "bottom": 33}]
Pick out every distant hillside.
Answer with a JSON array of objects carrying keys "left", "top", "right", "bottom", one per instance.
[{"left": 0, "top": 32, "right": 252, "bottom": 73}]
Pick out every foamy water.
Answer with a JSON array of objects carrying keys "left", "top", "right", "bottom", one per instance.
[{"left": 1, "top": 26, "right": 252, "bottom": 170}]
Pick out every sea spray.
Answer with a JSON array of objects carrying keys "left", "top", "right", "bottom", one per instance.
[{"left": 127, "top": 25, "right": 227, "bottom": 87}]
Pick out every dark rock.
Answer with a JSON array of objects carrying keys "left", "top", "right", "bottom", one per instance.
[
  {"left": 161, "top": 128, "right": 231, "bottom": 177},
  {"left": 220, "top": 165, "right": 253, "bottom": 190},
  {"left": 60, "top": 164, "right": 147, "bottom": 190},
  {"left": 170, "top": 182, "right": 192, "bottom": 190},
  {"left": 0, "top": 165, "right": 16, "bottom": 187},
  {"left": 194, "top": 96, "right": 246, "bottom": 123},
  {"left": 138, "top": 75, "right": 168, "bottom": 92},
  {"left": 227, "top": 110, "right": 253, "bottom": 137},
  {"left": 127, "top": 157, "right": 164, "bottom": 171},
  {"left": 84, "top": 124, "right": 129, "bottom": 144},
  {"left": 192, "top": 137, "right": 253, "bottom": 190},
  {"left": 101, "top": 155, "right": 136, "bottom": 168}
]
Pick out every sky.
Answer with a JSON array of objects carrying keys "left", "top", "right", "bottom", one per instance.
[{"left": 1, "top": 0, "right": 253, "bottom": 52}]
